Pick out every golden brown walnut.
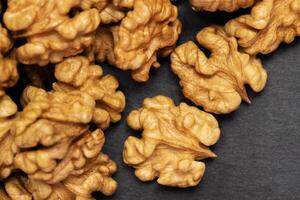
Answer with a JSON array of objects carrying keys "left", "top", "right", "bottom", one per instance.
[
  {"left": 111, "top": 0, "right": 182, "bottom": 82},
  {"left": 189, "top": 0, "right": 255, "bottom": 12},
  {"left": 53, "top": 56, "right": 126, "bottom": 129},
  {"left": 123, "top": 95, "right": 220, "bottom": 187},
  {"left": 2, "top": 154, "right": 117, "bottom": 199},
  {"left": 0, "top": 25, "right": 18, "bottom": 96},
  {"left": 0, "top": 95, "right": 18, "bottom": 179},
  {"left": 171, "top": 26, "right": 267, "bottom": 114},
  {"left": 3, "top": 0, "right": 101, "bottom": 66},
  {"left": 225, "top": 0, "right": 300, "bottom": 55},
  {"left": 10, "top": 86, "right": 109, "bottom": 184}
]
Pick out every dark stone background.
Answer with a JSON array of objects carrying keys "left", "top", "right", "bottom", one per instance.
[{"left": 97, "top": 1, "right": 300, "bottom": 200}]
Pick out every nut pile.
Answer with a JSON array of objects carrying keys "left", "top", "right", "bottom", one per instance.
[{"left": 0, "top": 0, "right": 299, "bottom": 198}]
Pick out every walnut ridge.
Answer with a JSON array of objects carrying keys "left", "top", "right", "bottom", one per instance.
[{"left": 190, "top": 0, "right": 255, "bottom": 12}]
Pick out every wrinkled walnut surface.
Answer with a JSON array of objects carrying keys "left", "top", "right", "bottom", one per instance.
[
  {"left": 190, "top": 0, "right": 255, "bottom": 12},
  {"left": 123, "top": 96, "right": 220, "bottom": 187},
  {"left": 111, "top": 0, "right": 182, "bottom": 82},
  {"left": 1, "top": 153, "right": 117, "bottom": 200},
  {"left": 0, "top": 24, "right": 18, "bottom": 97},
  {"left": 4, "top": 0, "right": 101, "bottom": 66},
  {"left": 225, "top": 0, "right": 300, "bottom": 55},
  {"left": 53, "top": 56, "right": 126, "bottom": 129},
  {"left": 171, "top": 26, "right": 268, "bottom": 114}
]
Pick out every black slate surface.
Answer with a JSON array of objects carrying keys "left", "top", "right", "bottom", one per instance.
[{"left": 95, "top": 1, "right": 300, "bottom": 200}]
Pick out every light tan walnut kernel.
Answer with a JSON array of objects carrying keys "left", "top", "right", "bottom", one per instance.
[
  {"left": 3, "top": 0, "right": 101, "bottom": 66},
  {"left": 111, "top": 0, "right": 182, "bottom": 82},
  {"left": 171, "top": 26, "right": 268, "bottom": 114},
  {"left": 190, "top": 0, "right": 255, "bottom": 12},
  {"left": 53, "top": 56, "right": 126, "bottom": 130},
  {"left": 0, "top": 95, "right": 18, "bottom": 179},
  {"left": 123, "top": 95, "right": 220, "bottom": 187},
  {"left": 225, "top": 0, "right": 300, "bottom": 55},
  {"left": 0, "top": 24, "right": 18, "bottom": 96}
]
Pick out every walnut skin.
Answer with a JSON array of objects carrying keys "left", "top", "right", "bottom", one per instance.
[
  {"left": 111, "top": 0, "right": 182, "bottom": 82},
  {"left": 1, "top": 154, "right": 117, "bottom": 199},
  {"left": 225, "top": 0, "right": 300, "bottom": 55},
  {"left": 53, "top": 56, "right": 126, "bottom": 130},
  {"left": 0, "top": 95, "right": 18, "bottom": 179},
  {"left": 123, "top": 96, "right": 220, "bottom": 187},
  {"left": 190, "top": 0, "right": 255, "bottom": 12},
  {"left": 3, "top": 0, "right": 101, "bottom": 66},
  {"left": 171, "top": 26, "right": 268, "bottom": 114},
  {"left": 0, "top": 24, "right": 18, "bottom": 97}
]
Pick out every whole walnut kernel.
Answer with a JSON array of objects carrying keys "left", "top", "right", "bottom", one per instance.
[
  {"left": 123, "top": 96, "right": 220, "bottom": 187},
  {"left": 0, "top": 25, "right": 18, "bottom": 97},
  {"left": 190, "top": 0, "right": 255, "bottom": 12},
  {"left": 171, "top": 26, "right": 268, "bottom": 114},
  {"left": 225, "top": 0, "right": 300, "bottom": 55},
  {"left": 53, "top": 56, "right": 126, "bottom": 130},
  {"left": 3, "top": 0, "right": 101, "bottom": 66},
  {"left": 111, "top": 0, "right": 182, "bottom": 82}
]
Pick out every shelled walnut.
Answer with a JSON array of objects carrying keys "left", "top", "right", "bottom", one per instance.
[
  {"left": 3, "top": 0, "right": 101, "bottom": 66},
  {"left": 190, "top": 0, "right": 255, "bottom": 12},
  {"left": 110, "top": 0, "right": 182, "bottom": 82},
  {"left": 171, "top": 26, "right": 267, "bottom": 114},
  {"left": 225, "top": 0, "right": 300, "bottom": 55},
  {"left": 0, "top": 24, "right": 18, "bottom": 97},
  {"left": 0, "top": 95, "right": 18, "bottom": 179},
  {"left": 123, "top": 96, "right": 220, "bottom": 187},
  {"left": 53, "top": 56, "right": 126, "bottom": 129},
  {"left": 1, "top": 153, "right": 117, "bottom": 200}
]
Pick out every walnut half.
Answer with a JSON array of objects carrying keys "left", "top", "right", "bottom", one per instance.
[
  {"left": 171, "top": 26, "right": 268, "bottom": 114},
  {"left": 225, "top": 0, "right": 300, "bottom": 55},
  {"left": 123, "top": 95, "right": 220, "bottom": 187}
]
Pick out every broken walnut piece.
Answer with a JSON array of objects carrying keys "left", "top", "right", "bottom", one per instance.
[
  {"left": 189, "top": 0, "right": 255, "bottom": 12},
  {"left": 0, "top": 24, "right": 18, "bottom": 97},
  {"left": 53, "top": 56, "right": 126, "bottom": 130},
  {"left": 3, "top": 0, "right": 100, "bottom": 66},
  {"left": 123, "top": 95, "right": 220, "bottom": 187},
  {"left": 111, "top": 0, "right": 182, "bottom": 82},
  {"left": 2, "top": 154, "right": 117, "bottom": 199},
  {"left": 225, "top": 0, "right": 300, "bottom": 55},
  {"left": 171, "top": 26, "right": 267, "bottom": 114},
  {"left": 0, "top": 95, "right": 18, "bottom": 179}
]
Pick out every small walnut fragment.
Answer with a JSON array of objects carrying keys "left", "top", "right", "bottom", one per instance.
[
  {"left": 190, "top": 0, "right": 255, "bottom": 12},
  {"left": 225, "top": 0, "right": 300, "bottom": 55},
  {"left": 1, "top": 154, "right": 117, "bottom": 199},
  {"left": 0, "top": 24, "right": 18, "bottom": 96},
  {"left": 111, "top": 0, "right": 182, "bottom": 82},
  {"left": 0, "top": 95, "right": 18, "bottom": 179},
  {"left": 53, "top": 56, "right": 126, "bottom": 129},
  {"left": 171, "top": 26, "right": 267, "bottom": 114},
  {"left": 123, "top": 96, "right": 220, "bottom": 187},
  {"left": 3, "top": 0, "right": 101, "bottom": 66}
]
